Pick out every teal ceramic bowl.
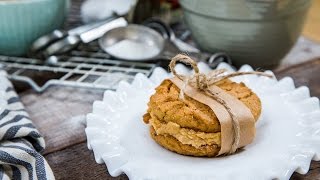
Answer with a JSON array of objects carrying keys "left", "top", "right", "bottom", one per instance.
[
  {"left": 179, "top": 0, "right": 311, "bottom": 68},
  {"left": 0, "top": 0, "right": 69, "bottom": 56}
]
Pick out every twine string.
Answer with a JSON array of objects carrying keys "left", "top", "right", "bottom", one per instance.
[{"left": 169, "top": 54, "right": 272, "bottom": 154}]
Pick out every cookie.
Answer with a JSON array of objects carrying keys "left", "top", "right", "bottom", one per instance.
[
  {"left": 150, "top": 126, "right": 220, "bottom": 157},
  {"left": 143, "top": 79, "right": 261, "bottom": 157}
]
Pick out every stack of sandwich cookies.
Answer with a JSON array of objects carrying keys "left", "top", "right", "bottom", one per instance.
[
  {"left": 143, "top": 79, "right": 261, "bottom": 157},
  {"left": 143, "top": 54, "right": 268, "bottom": 157}
]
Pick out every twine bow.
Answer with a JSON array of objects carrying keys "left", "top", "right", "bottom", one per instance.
[{"left": 169, "top": 54, "right": 272, "bottom": 154}]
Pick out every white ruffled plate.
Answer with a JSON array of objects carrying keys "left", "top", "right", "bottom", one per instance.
[{"left": 85, "top": 62, "right": 320, "bottom": 180}]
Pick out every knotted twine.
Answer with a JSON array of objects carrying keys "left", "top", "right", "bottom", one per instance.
[{"left": 169, "top": 54, "right": 272, "bottom": 154}]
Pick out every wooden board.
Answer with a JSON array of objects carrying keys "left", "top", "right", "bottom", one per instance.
[
  {"left": 18, "top": 58, "right": 319, "bottom": 179},
  {"left": 20, "top": 87, "right": 104, "bottom": 155},
  {"left": 275, "top": 58, "right": 320, "bottom": 97},
  {"left": 45, "top": 143, "right": 128, "bottom": 180}
]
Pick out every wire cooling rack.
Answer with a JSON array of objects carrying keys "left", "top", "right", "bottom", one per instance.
[
  {"left": 0, "top": 54, "right": 157, "bottom": 92},
  {"left": 0, "top": 0, "right": 187, "bottom": 93}
]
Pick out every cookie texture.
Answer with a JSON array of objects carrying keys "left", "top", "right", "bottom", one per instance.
[
  {"left": 150, "top": 127, "right": 220, "bottom": 157},
  {"left": 143, "top": 79, "right": 261, "bottom": 157}
]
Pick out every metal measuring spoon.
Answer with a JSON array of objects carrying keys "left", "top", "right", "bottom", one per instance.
[
  {"left": 32, "top": 17, "right": 127, "bottom": 58},
  {"left": 30, "top": 19, "right": 116, "bottom": 53},
  {"left": 99, "top": 25, "right": 231, "bottom": 68}
]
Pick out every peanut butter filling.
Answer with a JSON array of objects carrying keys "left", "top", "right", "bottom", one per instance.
[{"left": 149, "top": 113, "right": 221, "bottom": 148}]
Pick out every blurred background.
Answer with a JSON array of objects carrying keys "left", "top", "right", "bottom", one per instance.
[
  {"left": 0, "top": 0, "right": 319, "bottom": 65},
  {"left": 0, "top": 0, "right": 319, "bottom": 92}
]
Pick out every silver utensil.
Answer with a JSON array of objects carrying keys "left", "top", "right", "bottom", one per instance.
[
  {"left": 31, "top": 17, "right": 128, "bottom": 57},
  {"left": 30, "top": 19, "right": 113, "bottom": 53},
  {"left": 99, "top": 25, "right": 231, "bottom": 68}
]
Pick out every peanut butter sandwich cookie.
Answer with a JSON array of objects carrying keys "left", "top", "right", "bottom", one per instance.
[{"left": 143, "top": 54, "right": 271, "bottom": 157}]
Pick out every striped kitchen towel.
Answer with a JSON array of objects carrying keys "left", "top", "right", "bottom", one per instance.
[{"left": 0, "top": 71, "right": 55, "bottom": 180}]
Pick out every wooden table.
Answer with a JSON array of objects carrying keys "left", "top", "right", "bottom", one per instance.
[{"left": 15, "top": 58, "right": 319, "bottom": 180}]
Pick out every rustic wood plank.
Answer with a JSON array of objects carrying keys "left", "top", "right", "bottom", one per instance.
[
  {"left": 20, "top": 86, "right": 104, "bottom": 154},
  {"left": 274, "top": 58, "right": 320, "bottom": 97},
  {"left": 45, "top": 142, "right": 128, "bottom": 180},
  {"left": 291, "top": 162, "right": 320, "bottom": 180}
]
